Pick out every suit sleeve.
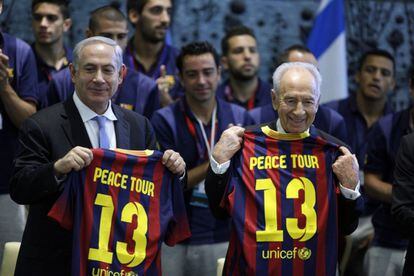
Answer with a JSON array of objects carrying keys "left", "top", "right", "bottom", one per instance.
[
  {"left": 337, "top": 195, "right": 361, "bottom": 235},
  {"left": 9, "top": 117, "right": 63, "bottom": 204},
  {"left": 392, "top": 135, "right": 414, "bottom": 237},
  {"left": 205, "top": 165, "right": 231, "bottom": 219}
]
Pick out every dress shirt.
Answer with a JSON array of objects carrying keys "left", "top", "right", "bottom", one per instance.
[{"left": 73, "top": 92, "right": 117, "bottom": 149}]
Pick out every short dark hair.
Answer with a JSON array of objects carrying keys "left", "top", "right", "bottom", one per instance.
[
  {"left": 31, "top": 0, "right": 70, "bottom": 19},
  {"left": 89, "top": 4, "right": 126, "bottom": 32},
  {"left": 127, "top": 0, "right": 151, "bottom": 14},
  {"left": 221, "top": 25, "right": 256, "bottom": 56},
  {"left": 277, "top": 44, "right": 312, "bottom": 67},
  {"left": 358, "top": 49, "right": 395, "bottom": 73},
  {"left": 176, "top": 41, "right": 220, "bottom": 73}
]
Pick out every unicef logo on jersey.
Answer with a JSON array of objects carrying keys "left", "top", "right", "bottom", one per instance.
[
  {"left": 297, "top": 247, "right": 312, "bottom": 260},
  {"left": 261, "top": 247, "right": 312, "bottom": 260}
]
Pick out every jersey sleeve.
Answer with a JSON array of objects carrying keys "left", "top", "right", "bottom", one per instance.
[
  {"left": 164, "top": 175, "right": 191, "bottom": 246},
  {"left": 13, "top": 40, "right": 40, "bottom": 105},
  {"left": 48, "top": 172, "right": 77, "bottom": 230}
]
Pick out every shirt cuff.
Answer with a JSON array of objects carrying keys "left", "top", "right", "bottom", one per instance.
[
  {"left": 54, "top": 174, "right": 67, "bottom": 185},
  {"left": 210, "top": 156, "right": 230, "bottom": 175},
  {"left": 339, "top": 181, "right": 361, "bottom": 200},
  {"left": 179, "top": 170, "right": 186, "bottom": 181}
]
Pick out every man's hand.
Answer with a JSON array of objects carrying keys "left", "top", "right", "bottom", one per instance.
[
  {"left": 212, "top": 126, "right": 245, "bottom": 164},
  {"left": 162, "top": 149, "right": 186, "bottom": 176},
  {"left": 156, "top": 65, "right": 174, "bottom": 107},
  {"left": 332, "top": 146, "right": 359, "bottom": 190},
  {"left": 53, "top": 146, "right": 93, "bottom": 176}
]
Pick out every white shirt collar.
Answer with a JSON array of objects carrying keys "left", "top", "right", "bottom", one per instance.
[
  {"left": 73, "top": 92, "right": 117, "bottom": 122},
  {"left": 276, "top": 119, "right": 310, "bottom": 135}
]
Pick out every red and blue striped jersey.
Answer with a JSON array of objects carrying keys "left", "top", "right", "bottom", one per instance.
[
  {"left": 222, "top": 126, "right": 340, "bottom": 276},
  {"left": 48, "top": 148, "right": 190, "bottom": 276}
]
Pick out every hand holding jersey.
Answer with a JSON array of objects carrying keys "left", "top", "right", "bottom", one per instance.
[
  {"left": 212, "top": 125, "right": 244, "bottom": 165},
  {"left": 332, "top": 146, "right": 359, "bottom": 190}
]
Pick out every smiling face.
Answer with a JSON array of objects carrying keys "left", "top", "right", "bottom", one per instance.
[
  {"left": 70, "top": 43, "right": 124, "bottom": 114},
  {"left": 356, "top": 55, "right": 395, "bottom": 100},
  {"left": 180, "top": 53, "right": 221, "bottom": 104},
  {"left": 273, "top": 67, "right": 318, "bottom": 133}
]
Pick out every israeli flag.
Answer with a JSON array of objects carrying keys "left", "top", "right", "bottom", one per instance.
[{"left": 307, "top": 0, "right": 348, "bottom": 103}]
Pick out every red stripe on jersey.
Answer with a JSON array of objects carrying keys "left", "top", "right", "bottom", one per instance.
[
  {"left": 80, "top": 149, "right": 104, "bottom": 276},
  {"left": 103, "top": 152, "right": 127, "bottom": 268},
  {"left": 264, "top": 135, "right": 282, "bottom": 275},
  {"left": 120, "top": 153, "right": 145, "bottom": 273},
  {"left": 314, "top": 144, "right": 328, "bottom": 276},
  {"left": 144, "top": 157, "right": 163, "bottom": 273},
  {"left": 290, "top": 139, "right": 305, "bottom": 276},
  {"left": 241, "top": 136, "right": 258, "bottom": 273}
]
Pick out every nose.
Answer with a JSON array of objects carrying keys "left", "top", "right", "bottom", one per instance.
[
  {"left": 243, "top": 49, "right": 252, "bottom": 60},
  {"left": 160, "top": 9, "right": 170, "bottom": 24},
  {"left": 292, "top": 101, "right": 306, "bottom": 116},
  {"left": 40, "top": 16, "right": 48, "bottom": 27},
  {"left": 373, "top": 69, "right": 381, "bottom": 81},
  {"left": 93, "top": 69, "right": 105, "bottom": 83}
]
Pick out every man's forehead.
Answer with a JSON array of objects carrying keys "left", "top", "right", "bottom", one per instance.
[
  {"left": 363, "top": 55, "right": 394, "bottom": 69},
  {"left": 228, "top": 35, "right": 257, "bottom": 47},
  {"left": 183, "top": 54, "right": 216, "bottom": 68},
  {"left": 95, "top": 19, "right": 128, "bottom": 31},
  {"left": 145, "top": 0, "right": 172, "bottom": 8},
  {"left": 280, "top": 68, "right": 316, "bottom": 92},
  {"left": 33, "top": 3, "right": 62, "bottom": 15}
]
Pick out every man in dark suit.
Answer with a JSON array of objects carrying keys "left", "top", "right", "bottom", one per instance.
[
  {"left": 9, "top": 36, "right": 185, "bottom": 276},
  {"left": 392, "top": 132, "right": 414, "bottom": 276}
]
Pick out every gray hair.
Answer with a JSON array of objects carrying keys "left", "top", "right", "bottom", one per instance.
[
  {"left": 72, "top": 36, "right": 123, "bottom": 71},
  {"left": 272, "top": 62, "right": 322, "bottom": 100}
]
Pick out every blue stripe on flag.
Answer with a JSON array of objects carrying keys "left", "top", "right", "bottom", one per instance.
[{"left": 307, "top": 0, "right": 345, "bottom": 58}]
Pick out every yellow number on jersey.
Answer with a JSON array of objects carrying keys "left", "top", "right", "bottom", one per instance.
[
  {"left": 255, "top": 177, "right": 317, "bottom": 242},
  {"left": 88, "top": 193, "right": 148, "bottom": 267}
]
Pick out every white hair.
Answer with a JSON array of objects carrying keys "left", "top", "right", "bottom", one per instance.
[
  {"left": 72, "top": 36, "right": 123, "bottom": 71},
  {"left": 272, "top": 62, "right": 322, "bottom": 100}
]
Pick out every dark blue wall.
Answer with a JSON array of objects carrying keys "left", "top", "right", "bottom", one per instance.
[{"left": 3, "top": 0, "right": 413, "bottom": 110}]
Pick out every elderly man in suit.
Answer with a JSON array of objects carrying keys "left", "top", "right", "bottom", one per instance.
[{"left": 9, "top": 36, "right": 185, "bottom": 276}]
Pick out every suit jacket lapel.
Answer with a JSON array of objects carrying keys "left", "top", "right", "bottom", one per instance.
[
  {"left": 113, "top": 104, "right": 130, "bottom": 149},
  {"left": 62, "top": 98, "right": 92, "bottom": 148}
]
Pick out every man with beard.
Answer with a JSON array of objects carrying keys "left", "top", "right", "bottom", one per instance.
[
  {"left": 31, "top": 0, "right": 72, "bottom": 107},
  {"left": 325, "top": 49, "right": 396, "bottom": 276},
  {"left": 217, "top": 25, "right": 272, "bottom": 110},
  {"left": 126, "top": 0, "right": 180, "bottom": 107}
]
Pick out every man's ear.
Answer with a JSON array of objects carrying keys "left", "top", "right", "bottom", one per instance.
[
  {"left": 271, "top": 89, "right": 279, "bottom": 111},
  {"left": 69, "top": 63, "right": 76, "bottom": 84},
  {"left": 221, "top": 56, "right": 229, "bottom": 70},
  {"left": 63, "top": 18, "right": 72, "bottom": 33},
  {"left": 128, "top": 9, "right": 139, "bottom": 25},
  {"left": 119, "top": 64, "right": 127, "bottom": 84},
  {"left": 85, "top": 29, "right": 93, "bottom": 38}
]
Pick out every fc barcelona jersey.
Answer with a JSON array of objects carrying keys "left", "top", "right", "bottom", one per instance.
[
  {"left": 222, "top": 126, "right": 340, "bottom": 276},
  {"left": 48, "top": 148, "right": 191, "bottom": 276}
]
